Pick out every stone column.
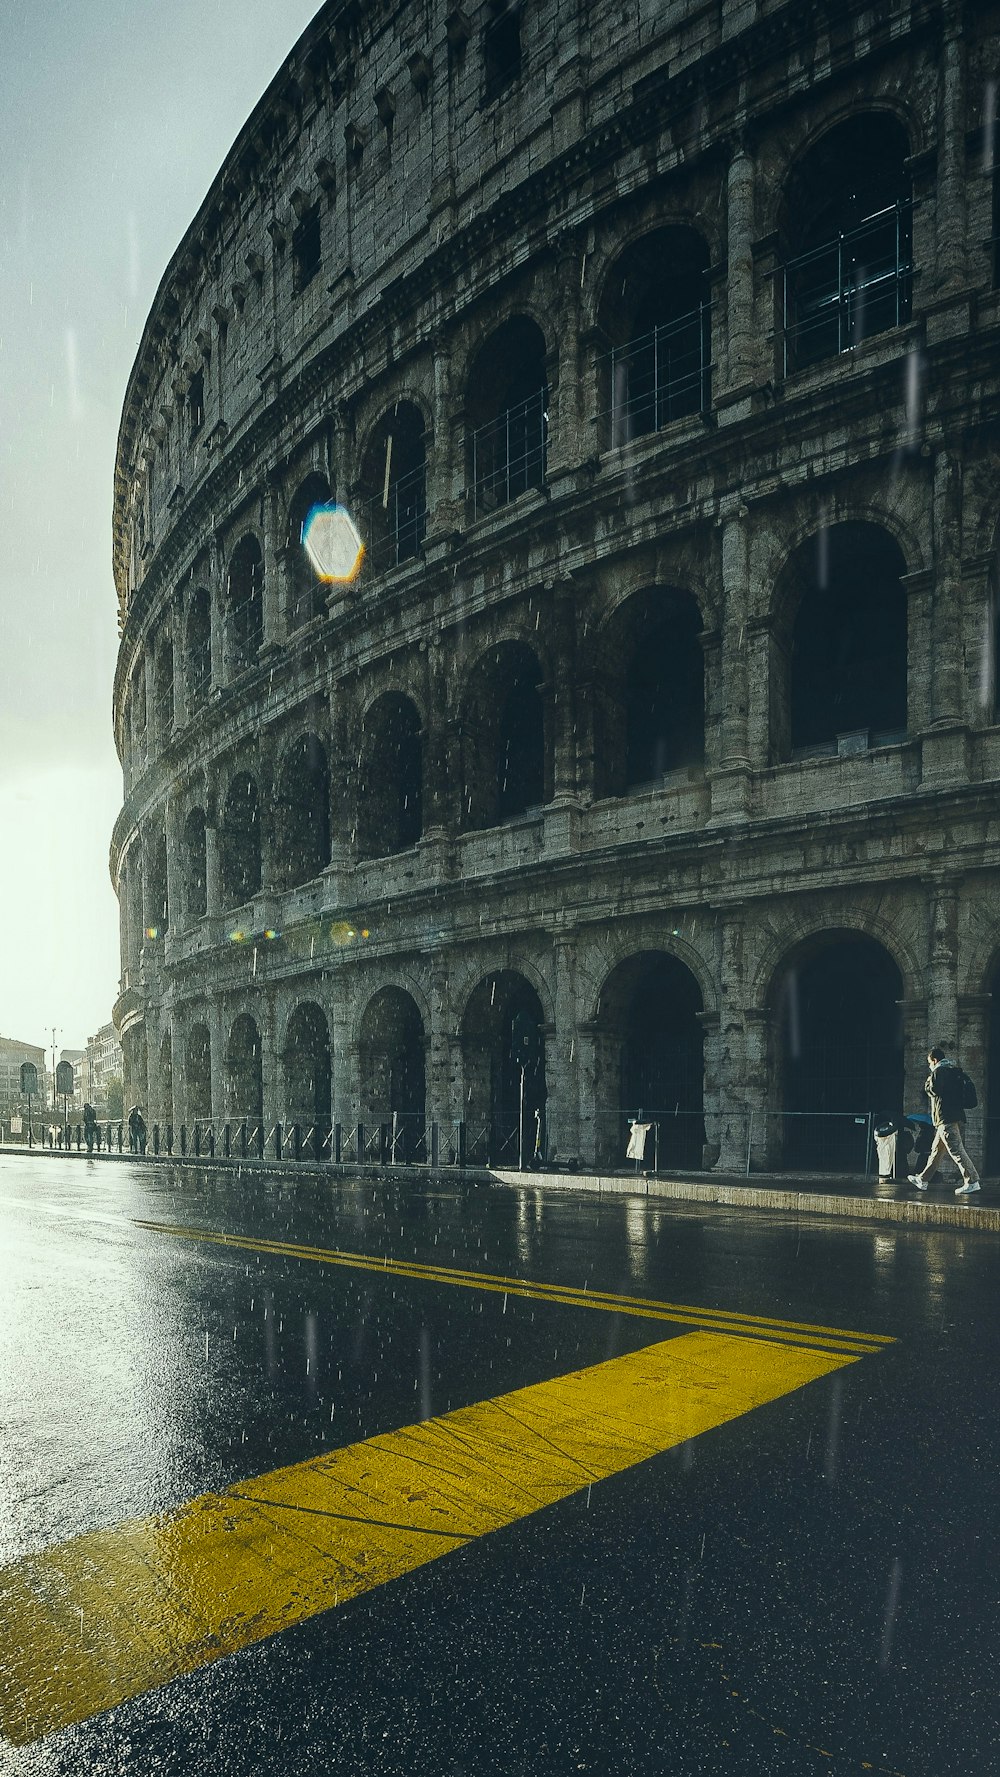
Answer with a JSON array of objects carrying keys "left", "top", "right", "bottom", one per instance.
[
  {"left": 721, "top": 138, "right": 757, "bottom": 402},
  {"left": 930, "top": 450, "right": 964, "bottom": 727},
  {"left": 710, "top": 513, "right": 752, "bottom": 822},
  {"left": 426, "top": 964, "right": 460, "bottom": 1134},
  {"left": 927, "top": 881, "right": 960, "bottom": 1047},
  {"left": 171, "top": 591, "right": 188, "bottom": 729},
  {"left": 546, "top": 233, "right": 586, "bottom": 481},
  {"left": 422, "top": 643, "right": 454, "bottom": 839},
  {"left": 262, "top": 477, "right": 286, "bottom": 650},
  {"left": 935, "top": 2, "right": 967, "bottom": 299},
  {"left": 208, "top": 1004, "right": 226, "bottom": 1126},
  {"left": 260, "top": 995, "right": 279, "bottom": 1132},
  {"left": 118, "top": 854, "right": 132, "bottom": 982},
  {"left": 575, "top": 1022, "right": 600, "bottom": 1171},
  {"left": 163, "top": 797, "right": 183, "bottom": 938},
  {"left": 713, "top": 916, "right": 751, "bottom": 1171},
  {"left": 545, "top": 586, "right": 581, "bottom": 855},
  {"left": 743, "top": 1007, "right": 773, "bottom": 1170},
  {"left": 549, "top": 935, "right": 580, "bottom": 1166},
  {"left": 257, "top": 733, "right": 279, "bottom": 892},
  {"left": 329, "top": 986, "right": 357, "bottom": 1128},
  {"left": 210, "top": 529, "right": 227, "bottom": 687}
]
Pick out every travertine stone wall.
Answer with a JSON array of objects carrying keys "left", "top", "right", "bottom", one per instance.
[{"left": 112, "top": 0, "right": 1000, "bottom": 1171}]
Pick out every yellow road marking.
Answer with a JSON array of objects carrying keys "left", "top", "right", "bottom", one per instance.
[
  {"left": 1, "top": 1330, "right": 860, "bottom": 1745},
  {"left": 134, "top": 1221, "right": 891, "bottom": 1355}
]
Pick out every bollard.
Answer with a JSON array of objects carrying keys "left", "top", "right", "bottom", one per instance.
[
  {"left": 117, "top": 1122, "right": 124, "bottom": 1151},
  {"left": 152, "top": 1124, "right": 160, "bottom": 1156},
  {"left": 207, "top": 1125, "right": 215, "bottom": 1157},
  {"left": 431, "top": 1121, "right": 440, "bottom": 1168},
  {"left": 275, "top": 1121, "right": 283, "bottom": 1162},
  {"left": 166, "top": 1123, "right": 173, "bottom": 1155},
  {"left": 457, "top": 1122, "right": 466, "bottom": 1168},
  {"left": 334, "top": 1123, "right": 342, "bottom": 1163},
  {"left": 223, "top": 1124, "right": 231, "bottom": 1159},
  {"left": 180, "top": 1123, "right": 187, "bottom": 1157},
  {"left": 292, "top": 1122, "right": 302, "bottom": 1161},
  {"left": 239, "top": 1121, "right": 248, "bottom": 1159},
  {"left": 194, "top": 1121, "right": 201, "bottom": 1158}
]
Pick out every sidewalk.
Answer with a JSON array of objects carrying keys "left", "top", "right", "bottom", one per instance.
[{"left": 2, "top": 1143, "right": 996, "bottom": 1234}]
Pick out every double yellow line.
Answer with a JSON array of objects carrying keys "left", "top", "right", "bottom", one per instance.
[{"left": 134, "top": 1220, "right": 891, "bottom": 1358}]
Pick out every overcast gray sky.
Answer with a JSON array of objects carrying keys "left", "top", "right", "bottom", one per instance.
[{"left": 0, "top": 0, "right": 320, "bottom": 1053}]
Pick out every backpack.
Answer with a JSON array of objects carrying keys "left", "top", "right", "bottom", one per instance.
[{"left": 959, "top": 1069, "right": 978, "bottom": 1110}]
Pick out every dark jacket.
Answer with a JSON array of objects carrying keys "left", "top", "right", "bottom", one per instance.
[{"left": 924, "top": 1061, "right": 966, "bottom": 1127}]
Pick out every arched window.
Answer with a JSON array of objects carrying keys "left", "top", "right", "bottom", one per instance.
[
  {"left": 183, "top": 807, "right": 207, "bottom": 923},
  {"left": 462, "top": 642, "right": 548, "bottom": 830},
  {"left": 153, "top": 637, "right": 174, "bottom": 743},
  {"left": 186, "top": 588, "right": 212, "bottom": 710},
  {"left": 274, "top": 733, "right": 330, "bottom": 889},
  {"left": 774, "top": 933, "right": 903, "bottom": 1170},
  {"left": 145, "top": 831, "right": 168, "bottom": 936},
  {"left": 226, "top": 536, "right": 264, "bottom": 675},
  {"left": 359, "top": 403, "right": 427, "bottom": 570},
  {"left": 185, "top": 1023, "right": 212, "bottom": 1121},
  {"left": 594, "top": 588, "right": 704, "bottom": 797},
  {"left": 461, "top": 971, "right": 545, "bottom": 1165},
  {"left": 359, "top": 989, "right": 426, "bottom": 1130},
  {"left": 781, "top": 114, "right": 912, "bottom": 373},
  {"left": 599, "top": 228, "right": 711, "bottom": 446},
  {"left": 226, "top": 1014, "right": 263, "bottom": 1125},
  {"left": 467, "top": 318, "right": 547, "bottom": 516},
  {"left": 779, "top": 523, "right": 907, "bottom": 759},
  {"left": 283, "top": 1002, "right": 332, "bottom": 1138},
  {"left": 220, "top": 773, "right": 262, "bottom": 906},
  {"left": 286, "top": 474, "right": 332, "bottom": 630},
  {"left": 592, "top": 952, "right": 705, "bottom": 1169},
  {"left": 357, "top": 695, "right": 423, "bottom": 857}
]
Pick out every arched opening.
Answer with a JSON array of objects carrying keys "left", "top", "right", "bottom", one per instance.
[
  {"left": 185, "top": 1023, "right": 212, "bottom": 1121},
  {"left": 461, "top": 971, "right": 546, "bottom": 1164},
  {"left": 359, "top": 403, "right": 427, "bottom": 569},
  {"left": 220, "top": 773, "right": 262, "bottom": 907},
  {"left": 779, "top": 523, "right": 907, "bottom": 759},
  {"left": 462, "top": 642, "right": 548, "bottom": 830},
  {"left": 287, "top": 473, "right": 332, "bottom": 629},
  {"left": 283, "top": 1002, "right": 332, "bottom": 1139},
  {"left": 145, "top": 832, "right": 168, "bottom": 937},
  {"left": 359, "top": 989, "right": 426, "bottom": 1154},
  {"left": 226, "top": 535, "right": 264, "bottom": 675},
  {"left": 774, "top": 932, "right": 904, "bottom": 1171},
  {"left": 274, "top": 733, "right": 330, "bottom": 889},
  {"left": 594, "top": 587, "right": 705, "bottom": 797},
  {"left": 781, "top": 113, "right": 912, "bottom": 373},
  {"left": 226, "top": 1014, "right": 263, "bottom": 1125},
  {"left": 599, "top": 227, "right": 711, "bottom": 445},
  {"left": 130, "top": 667, "right": 147, "bottom": 747},
  {"left": 153, "top": 637, "right": 174, "bottom": 743},
  {"left": 592, "top": 952, "right": 704, "bottom": 1169},
  {"left": 186, "top": 587, "right": 212, "bottom": 710},
  {"left": 466, "top": 317, "right": 548, "bottom": 516},
  {"left": 183, "top": 807, "right": 207, "bottom": 923},
  {"left": 357, "top": 695, "right": 423, "bottom": 857}
]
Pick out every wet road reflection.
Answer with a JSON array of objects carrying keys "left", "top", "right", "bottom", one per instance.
[{"left": 1, "top": 1156, "right": 997, "bottom": 1775}]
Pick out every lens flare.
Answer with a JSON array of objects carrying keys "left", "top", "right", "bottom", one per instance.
[{"left": 302, "top": 503, "right": 365, "bottom": 583}]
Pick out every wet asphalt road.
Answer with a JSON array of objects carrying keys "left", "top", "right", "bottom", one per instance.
[{"left": 0, "top": 1153, "right": 997, "bottom": 1777}]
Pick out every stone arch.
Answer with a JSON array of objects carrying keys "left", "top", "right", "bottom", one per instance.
[
  {"left": 460, "top": 639, "right": 550, "bottom": 830},
  {"left": 358, "top": 401, "right": 427, "bottom": 569},
  {"left": 282, "top": 1001, "right": 332, "bottom": 1137},
  {"left": 591, "top": 586, "right": 705, "bottom": 797},
  {"left": 591, "top": 951, "right": 705, "bottom": 1169},
  {"left": 185, "top": 1021, "right": 212, "bottom": 1121},
  {"left": 186, "top": 586, "right": 212, "bottom": 710},
  {"left": 778, "top": 111, "right": 913, "bottom": 372},
  {"left": 220, "top": 771, "right": 262, "bottom": 906},
  {"left": 182, "top": 805, "right": 207, "bottom": 923},
  {"left": 225, "top": 1012, "right": 263, "bottom": 1125},
  {"left": 225, "top": 533, "right": 264, "bottom": 675},
  {"left": 356, "top": 693, "right": 423, "bottom": 858},
  {"left": 771, "top": 522, "right": 908, "bottom": 761},
  {"left": 460, "top": 970, "right": 546, "bottom": 1165},
  {"left": 358, "top": 987, "right": 427, "bottom": 1140},
  {"left": 596, "top": 225, "right": 711, "bottom": 444},
  {"left": 465, "top": 316, "right": 548, "bottom": 515},
  {"left": 273, "top": 731, "right": 330, "bottom": 889},
  {"left": 153, "top": 633, "right": 174, "bottom": 744},
  {"left": 286, "top": 472, "right": 332, "bottom": 629},
  {"left": 768, "top": 929, "right": 905, "bottom": 1171}
]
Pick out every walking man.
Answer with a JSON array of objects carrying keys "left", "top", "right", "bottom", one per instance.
[{"left": 908, "top": 1046, "right": 981, "bottom": 1196}]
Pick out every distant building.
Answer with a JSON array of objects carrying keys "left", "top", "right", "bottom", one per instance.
[
  {"left": 0, "top": 1037, "right": 47, "bottom": 1120},
  {"left": 85, "top": 1023, "right": 123, "bottom": 1116},
  {"left": 52, "top": 1048, "right": 87, "bottom": 1114}
]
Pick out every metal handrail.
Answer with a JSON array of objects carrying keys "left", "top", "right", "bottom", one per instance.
[
  {"left": 471, "top": 388, "right": 547, "bottom": 518},
  {"left": 602, "top": 301, "right": 713, "bottom": 444},
  {"left": 782, "top": 199, "right": 913, "bottom": 373}
]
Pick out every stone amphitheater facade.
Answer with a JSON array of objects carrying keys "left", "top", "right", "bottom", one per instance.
[{"left": 112, "top": 0, "right": 1000, "bottom": 1174}]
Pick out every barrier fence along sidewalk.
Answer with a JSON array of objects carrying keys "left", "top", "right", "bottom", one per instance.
[{"left": 18, "top": 1105, "right": 946, "bottom": 1181}]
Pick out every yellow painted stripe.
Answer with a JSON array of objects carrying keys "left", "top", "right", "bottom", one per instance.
[
  {"left": 0, "top": 1330, "right": 857, "bottom": 1745},
  {"left": 135, "top": 1220, "right": 890, "bottom": 1354}
]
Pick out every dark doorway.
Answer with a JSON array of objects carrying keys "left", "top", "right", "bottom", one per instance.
[
  {"left": 461, "top": 971, "right": 546, "bottom": 1165},
  {"left": 275, "top": 734, "right": 330, "bottom": 888},
  {"left": 357, "top": 696, "right": 423, "bottom": 857},
  {"left": 284, "top": 1002, "right": 332, "bottom": 1154},
  {"left": 786, "top": 523, "right": 907, "bottom": 756},
  {"left": 595, "top": 952, "right": 704, "bottom": 1169},
  {"left": 777, "top": 934, "right": 903, "bottom": 1171}
]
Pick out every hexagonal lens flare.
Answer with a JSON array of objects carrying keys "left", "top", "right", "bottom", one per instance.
[{"left": 302, "top": 503, "right": 365, "bottom": 583}]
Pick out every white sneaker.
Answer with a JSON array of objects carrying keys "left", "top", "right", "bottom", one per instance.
[
  {"left": 907, "top": 1175, "right": 928, "bottom": 1190},
  {"left": 955, "top": 1180, "right": 981, "bottom": 1196}
]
